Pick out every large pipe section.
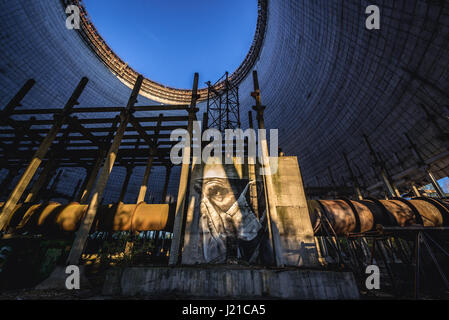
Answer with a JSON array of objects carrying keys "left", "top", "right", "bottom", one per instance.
[
  {"left": 308, "top": 198, "right": 449, "bottom": 236},
  {"left": 3, "top": 202, "right": 173, "bottom": 235}
]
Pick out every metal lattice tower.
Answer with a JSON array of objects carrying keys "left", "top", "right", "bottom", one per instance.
[{"left": 205, "top": 72, "right": 241, "bottom": 133}]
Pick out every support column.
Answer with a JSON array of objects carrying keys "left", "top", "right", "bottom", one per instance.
[
  {"left": 78, "top": 157, "right": 103, "bottom": 204},
  {"left": 0, "top": 77, "right": 88, "bottom": 231},
  {"left": 248, "top": 111, "right": 259, "bottom": 216},
  {"left": 251, "top": 70, "right": 284, "bottom": 267},
  {"left": 23, "top": 157, "right": 56, "bottom": 203},
  {"left": 136, "top": 156, "right": 154, "bottom": 203},
  {"left": 161, "top": 165, "right": 172, "bottom": 203},
  {"left": 119, "top": 165, "right": 134, "bottom": 203},
  {"left": 45, "top": 169, "right": 63, "bottom": 202},
  {"left": 24, "top": 124, "right": 72, "bottom": 204},
  {"left": 426, "top": 168, "right": 445, "bottom": 198},
  {"left": 169, "top": 73, "right": 199, "bottom": 266},
  {"left": 78, "top": 116, "right": 120, "bottom": 204},
  {"left": 136, "top": 114, "right": 162, "bottom": 203},
  {"left": 405, "top": 133, "right": 446, "bottom": 198},
  {"left": 71, "top": 179, "right": 83, "bottom": 202},
  {"left": 363, "top": 134, "right": 397, "bottom": 198},
  {"left": 66, "top": 75, "right": 143, "bottom": 265},
  {"left": 155, "top": 165, "right": 172, "bottom": 257},
  {"left": 411, "top": 183, "right": 422, "bottom": 197},
  {"left": 343, "top": 152, "right": 363, "bottom": 200}
]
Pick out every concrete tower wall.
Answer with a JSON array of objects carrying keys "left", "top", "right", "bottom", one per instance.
[{"left": 1, "top": 0, "right": 449, "bottom": 201}]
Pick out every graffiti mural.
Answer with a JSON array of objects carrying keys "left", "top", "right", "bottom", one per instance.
[{"left": 188, "top": 163, "right": 273, "bottom": 265}]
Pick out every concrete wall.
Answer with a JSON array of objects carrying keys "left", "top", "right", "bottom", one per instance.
[
  {"left": 272, "top": 157, "right": 319, "bottom": 267},
  {"left": 103, "top": 266, "right": 360, "bottom": 299}
]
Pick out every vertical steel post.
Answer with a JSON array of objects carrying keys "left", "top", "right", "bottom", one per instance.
[
  {"left": 251, "top": 70, "right": 284, "bottom": 267},
  {"left": 248, "top": 111, "right": 259, "bottom": 217}
]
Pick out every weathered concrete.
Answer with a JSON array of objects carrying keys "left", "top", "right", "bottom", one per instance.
[
  {"left": 102, "top": 266, "right": 360, "bottom": 299},
  {"left": 272, "top": 157, "right": 320, "bottom": 267}
]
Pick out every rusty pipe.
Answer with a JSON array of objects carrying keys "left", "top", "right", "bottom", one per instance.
[
  {"left": 5, "top": 202, "right": 173, "bottom": 235},
  {"left": 308, "top": 198, "right": 449, "bottom": 236}
]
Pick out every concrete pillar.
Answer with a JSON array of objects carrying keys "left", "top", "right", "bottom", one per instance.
[
  {"left": 0, "top": 78, "right": 88, "bottom": 231},
  {"left": 25, "top": 124, "right": 71, "bottom": 203},
  {"left": 404, "top": 132, "right": 445, "bottom": 198},
  {"left": 46, "top": 169, "right": 63, "bottom": 201},
  {"left": 78, "top": 116, "right": 120, "bottom": 204},
  {"left": 119, "top": 165, "right": 134, "bottom": 203},
  {"left": 363, "top": 135, "right": 397, "bottom": 198},
  {"left": 411, "top": 183, "right": 422, "bottom": 197},
  {"left": 78, "top": 153, "right": 104, "bottom": 204},
  {"left": 136, "top": 156, "right": 154, "bottom": 203},
  {"left": 393, "top": 185, "right": 402, "bottom": 198},
  {"left": 24, "top": 158, "right": 56, "bottom": 203},
  {"left": 136, "top": 114, "right": 161, "bottom": 204},
  {"left": 154, "top": 166, "right": 171, "bottom": 256},
  {"left": 251, "top": 70, "right": 284, "bottom": 267},
  {"left": 66, "top": 75, "right": 143, "bottom": 265},
  {"left": 169, "top": 73, "right": 199, "bottom": 266},
  {"left": 343, "top": 152, "right": 363, "bottom": 200},
  {"left": 247, "top": 111, "right": 259, "bottom": 216},
  {"left": 379, "top": 168, "right": 396, "bottom": 198},
  {"left": 161, "top": 165, "right": 172, "bottom": 203},
  {"left": 71, "top": 179, "right": 83, "bottom": 202}
]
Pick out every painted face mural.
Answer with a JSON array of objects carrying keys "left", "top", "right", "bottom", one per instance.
[{"left": 194, "top": 165, "right": 272, "bottom": 264}]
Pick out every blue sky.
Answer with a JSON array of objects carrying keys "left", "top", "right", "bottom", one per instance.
[{"left": 85, "top": 0, "right": 258, "bottom": 89}]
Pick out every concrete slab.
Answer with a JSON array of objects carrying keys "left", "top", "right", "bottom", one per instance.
[{"left": 102, "top": 266, "right": 360, "bottom": 299}]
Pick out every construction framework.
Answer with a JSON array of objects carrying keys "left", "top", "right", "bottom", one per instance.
[{"left": 205, "top": 72, "right": 241, "bottom": 132}]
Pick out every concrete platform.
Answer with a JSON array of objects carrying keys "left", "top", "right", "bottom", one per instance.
[{"left": 102, "top": 266, "right": 360, "bottom": 299}]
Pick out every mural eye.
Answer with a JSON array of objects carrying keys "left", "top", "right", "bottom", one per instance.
[{"left": 207, "top": 184, "right": 229, "bottom": 202}]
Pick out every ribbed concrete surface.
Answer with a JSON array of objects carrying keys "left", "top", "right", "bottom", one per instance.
[
  {"left": 236, "top": 0, "right": 449, "bottom": 188},
  {"left": 1, "top": 0, "right": 449, "bottom": 200}
]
